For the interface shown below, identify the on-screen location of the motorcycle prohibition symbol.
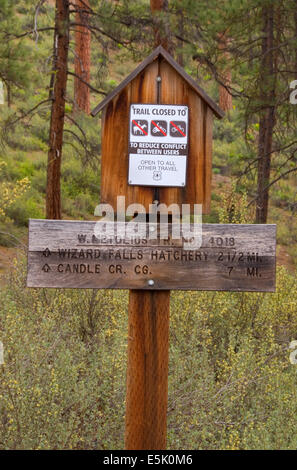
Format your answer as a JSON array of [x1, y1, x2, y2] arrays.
[[152, 122, 167, 134]]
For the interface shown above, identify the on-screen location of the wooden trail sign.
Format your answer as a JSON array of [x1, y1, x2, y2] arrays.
[[27, 219, 276, 292], [27, 46, 277, 450]]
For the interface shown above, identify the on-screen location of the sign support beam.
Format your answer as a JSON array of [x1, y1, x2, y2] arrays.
[[125, 47, 170, 452], [125, 290, 170, 450]]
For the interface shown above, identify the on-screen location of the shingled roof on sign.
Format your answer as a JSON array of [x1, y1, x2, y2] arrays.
[[91, 45, 224, 119]]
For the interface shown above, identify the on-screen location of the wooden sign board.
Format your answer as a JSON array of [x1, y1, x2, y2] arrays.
[[27, 219, 276, 292], [128, 104, 189, 187]]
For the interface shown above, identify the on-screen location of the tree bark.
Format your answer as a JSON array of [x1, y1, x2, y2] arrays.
[[46, 0, 69, 220], [74, 0, 91, 114], [177, 2, 184, 66], [150, 0, 173, 54], [256, 6, 276, 224], [218, 33, 233, 112], [295, 2, 297, 74]]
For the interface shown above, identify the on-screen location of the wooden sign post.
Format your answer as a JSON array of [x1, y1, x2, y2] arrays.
[[92, 45, 223, 451], [27, 47, 276, 450]]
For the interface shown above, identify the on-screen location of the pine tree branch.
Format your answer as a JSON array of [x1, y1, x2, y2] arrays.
[[3, 27, 55, 40], [3, 99, 52, 128], [67, 71, 106, 95], [247, 167, 297, 207], [69, 21, 131, 46], [65, 114, 88, 142], [64, 129, 86, 152]]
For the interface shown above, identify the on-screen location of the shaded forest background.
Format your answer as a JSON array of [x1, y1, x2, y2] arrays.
[[0, 0, 297, 450]]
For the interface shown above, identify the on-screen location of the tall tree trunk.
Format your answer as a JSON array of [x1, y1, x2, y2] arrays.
[[177, 1, 184, 66], [218, 33, 233, 112], [74, 0, 91, 114], [46, 0, 69, 220], [295, 2, 297, 74], [150, 0, 173, 54], [256, 5, 276, 224]]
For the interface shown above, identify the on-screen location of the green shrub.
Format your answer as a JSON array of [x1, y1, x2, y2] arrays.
[[0, 258, 128, 449], [0, 257, 296, 449], [6, 193, 44, 226], [31, 170, 46, 195], [168, 266, 297, 449]]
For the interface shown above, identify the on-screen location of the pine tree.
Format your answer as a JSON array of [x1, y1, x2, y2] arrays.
[[255, 3, 276, 223], [0, 0, 31, 106], [46, 0, 70, 220], [174, 0, 296, 222]]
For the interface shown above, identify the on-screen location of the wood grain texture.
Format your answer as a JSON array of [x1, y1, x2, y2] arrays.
[[100, 56, 215, 214], [101, 60, 158, 211], [125, 290, 170, 450], [204, 105, 214, 213], [27, 219, 276, 292]]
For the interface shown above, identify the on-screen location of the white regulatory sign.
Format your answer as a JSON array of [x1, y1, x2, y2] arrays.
[[128, 103, 189, 187]]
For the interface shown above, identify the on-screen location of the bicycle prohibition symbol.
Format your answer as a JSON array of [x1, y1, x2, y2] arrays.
[[169, 121, 186, 137]]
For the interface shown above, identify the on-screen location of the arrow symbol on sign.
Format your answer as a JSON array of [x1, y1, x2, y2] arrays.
[[42, 264, 51, 273], [43, 248, 51, 257]]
